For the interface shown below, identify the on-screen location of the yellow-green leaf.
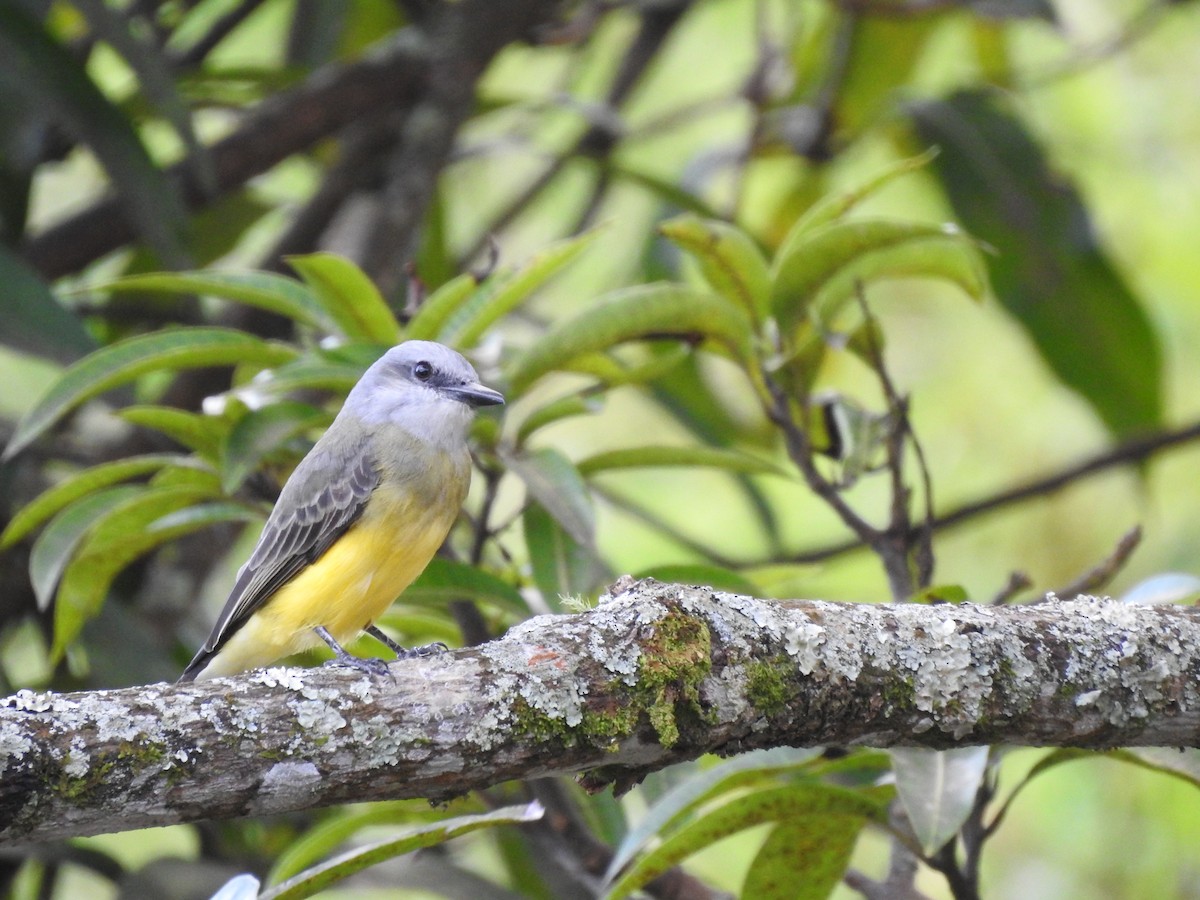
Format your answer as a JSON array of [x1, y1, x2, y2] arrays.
[[288, 253, 400, 344], [2, 454, 188, 548], [506, 284, 753, 395], [659, 214, 771, 323], [4, 328, 296, 461]]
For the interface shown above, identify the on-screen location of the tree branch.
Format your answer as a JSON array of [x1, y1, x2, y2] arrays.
[[19, 0, 563, 281], [3, 578, 1200, 845]]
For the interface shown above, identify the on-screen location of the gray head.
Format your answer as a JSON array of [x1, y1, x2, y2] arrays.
[[345, 340, 504, 449]]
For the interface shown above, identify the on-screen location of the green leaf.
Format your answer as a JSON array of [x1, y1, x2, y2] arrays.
[[4, 328, 297, 460], [99, 271, 330, 331], [832, 14, 938, 139], [911, 91, 1163, 437], [605, 747, 823, 885], [404, 558, 527, 615], [633, 564, 760, 596], [523, 503, 604, 607], [606, 784, 888, 899], [1, 454, 189, 548], [445, 228, 603, 347], [506, 284, 754, 394], [52, 486, 221, 658], [515, 395, 602, 446], [770, 218, 988, 339], [288, 253, 400, 343], [147, 501, 258, 533], [0, 245, 95, 364], [890, 746, 990, 856], [577, 445, 784, 478], [118, 406, 228, 460], [0, 4, 188, 266], [659, 214, 771, 323], [268, 804, 450, 885], [258, 802, 544, 900], [404, 273, 480, 341], [742, 815, 864, 900], [786, 147, 941, 238], [504, 447, 594, 544], [28, 486, 144, 611], [220, 401, 327, 494]]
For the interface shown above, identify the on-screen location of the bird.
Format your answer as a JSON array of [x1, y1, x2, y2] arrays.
[[179, 340, 503, 682]]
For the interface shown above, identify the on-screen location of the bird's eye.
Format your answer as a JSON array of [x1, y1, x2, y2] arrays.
[[413, 361, 434, 381]]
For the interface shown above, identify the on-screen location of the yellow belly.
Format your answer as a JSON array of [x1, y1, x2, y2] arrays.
[[197, 481, 459, 679]]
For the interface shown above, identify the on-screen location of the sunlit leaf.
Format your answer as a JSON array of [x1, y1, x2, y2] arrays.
[[659, 214, 771, 323], [1, 454, 191, 548], [890, 746, 989, 855], [28, 486, 144, 611], [99, 271, 330, 331], [209, 874, 261, 900], [258, 802, 544, 900], [506, 284, 754, 394], [4, 329, 296, 460], [577, 445, 783, 477], [770, 218, 987, 339], [1119, 573, 1200, 606], [911, 91, 1162, 437], [288, 253, 400, 343], [404, 558, 527, 615], [404, 273, 480, 341], [786, 147, 940, 238]]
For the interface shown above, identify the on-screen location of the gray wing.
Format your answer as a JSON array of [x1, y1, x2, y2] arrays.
[[180, 427, 378, 680]]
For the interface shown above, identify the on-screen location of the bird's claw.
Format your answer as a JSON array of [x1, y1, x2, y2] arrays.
[[396, 641, 449, 660], [325, 654, 393, 679]]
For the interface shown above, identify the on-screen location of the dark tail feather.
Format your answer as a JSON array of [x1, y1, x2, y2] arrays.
[[178, 649, 211, 682]]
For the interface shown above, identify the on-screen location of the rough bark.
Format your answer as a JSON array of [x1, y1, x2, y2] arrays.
[[3, 578, 1199, 846]]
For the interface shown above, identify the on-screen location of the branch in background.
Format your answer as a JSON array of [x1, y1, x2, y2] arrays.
[[1051, 525, 1142, 601], [20, 0, 564, 281], [5, 578, 1200, 845], [786, 418, 1200, 566]]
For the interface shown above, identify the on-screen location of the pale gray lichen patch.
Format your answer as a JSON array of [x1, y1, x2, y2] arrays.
[[350, 715, 422, 768], [785, 622, 826, 676], [1, 722, 34, 772], [293, 700, 346, 733], [3, 689, 56, 712], [63, 737, 90, 778]]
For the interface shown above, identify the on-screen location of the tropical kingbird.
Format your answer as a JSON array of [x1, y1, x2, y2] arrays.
[[179, 340, 503, 681]]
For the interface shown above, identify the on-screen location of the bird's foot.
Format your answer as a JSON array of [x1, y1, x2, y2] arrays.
[[324, 653, 393, 679], [395, 641, 449, 661]]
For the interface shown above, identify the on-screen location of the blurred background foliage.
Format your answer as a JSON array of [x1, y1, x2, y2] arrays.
[[2, 0, 1200, 898]]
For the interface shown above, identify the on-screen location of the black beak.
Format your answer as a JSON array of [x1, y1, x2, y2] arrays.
[[448, 381, 505, 408]]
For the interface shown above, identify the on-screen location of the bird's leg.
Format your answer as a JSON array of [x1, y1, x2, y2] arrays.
[[365, 624, 448, 660], [313, 625, 391, 677]]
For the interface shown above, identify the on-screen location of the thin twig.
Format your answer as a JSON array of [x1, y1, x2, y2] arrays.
[[1050, 525, 1143, 602], [784, 419, 1200, 566]]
